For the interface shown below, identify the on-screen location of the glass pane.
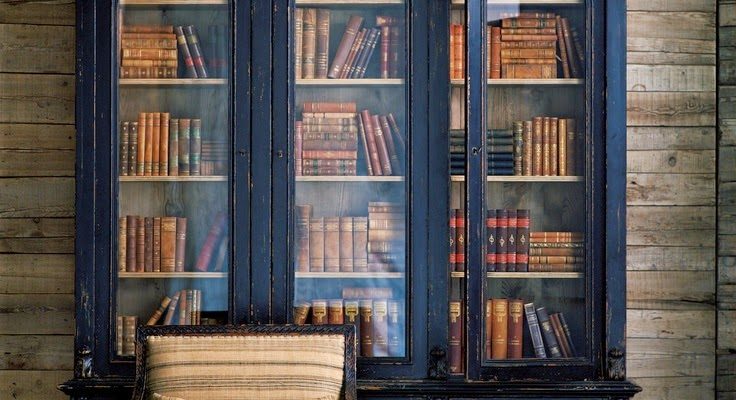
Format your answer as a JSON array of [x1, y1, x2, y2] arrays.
[[114, 1, 231, 358], [291, 1, 408, 360], [482, 0, 587, 362]]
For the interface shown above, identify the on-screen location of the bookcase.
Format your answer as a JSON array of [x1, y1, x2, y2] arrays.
[[63, 0, 640, 398]]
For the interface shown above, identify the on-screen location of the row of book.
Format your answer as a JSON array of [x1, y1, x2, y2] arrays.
[[120, 25, 209, 79], [449, 14, 584, 79], [295, 202, 404, 273], [119, 114, 207, 177], [294, 298, 403, 357], [449, 129, 519, 176], [295, 10, 402, 80]]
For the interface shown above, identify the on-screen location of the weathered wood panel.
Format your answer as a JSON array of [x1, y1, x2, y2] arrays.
[[627, 205, 715, 231], [627, 173, 715, 206], [0, 73, 73, 124], [627, 150, 715, 174], [0, 370, 71, 400], [627, 127, 715, 150], [628, 246, 715, 271], [0, 149, 74, 177], [628, 12, 716, 40], [627, 65, 716, 92], [0, 178, 74, 218], [631, 377, 715, 400], [0, 1, 74, 26], [627, 92, 716, 126], [0, 24, 74, 74], [0, 335, 72, 370], [627, 271, 715, 304], [627, 338, 714, 378], [629, 0, 716, 12], [0, 254, 73, 294], [0, 294, 73, 335], [0, 123, 74, 150]]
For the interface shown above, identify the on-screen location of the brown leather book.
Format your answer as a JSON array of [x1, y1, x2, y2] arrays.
[[118, 217, 127, 272], [339, 217, 354, 272], [175, 217, 187, 272], [501, 18, 556, 29], [528, 263, 582, 272], [168, 119, 179, 176], [491, 299, 509, 359], [532, 117, 543, 175], [295, 205, 312, 272], [495, 210, 508, 272], [501, 34, 557, 42], [555, 16, 571, 79], [529, 247, 583, 257], [146, 296, 171, 325], [502, 64, 556, 79], [342, 287, 392, 299], [295, 121, 303, 176], [163, 291, 181, 325], [529, 256, 584, 264], [119, 66, 176, 79], [328, 15, 364, 79], [359, 112, 383, 175], [448, 300, 463, 373], [128, 122, 138, 176], [190, 119, 201, 176], [309, 217, 325, 272], [302, 139, 357, 151], [160, 217, 176, 272], [522, 120, 532, 176], [144, 113, 154, 176], [557, 118, 567, 175], [121, 35, 177, 48], [178, 119, 191, 176], [371, 115, 393, 175], [449, 24, 456, 79], [516, 209, 530, 272], [484, 299, 493, 360], [122, 316, 137, 356], [121, 48, 177, 60], [558, 312, 577, 356], [373, 300, 389, 357], [501, 48, 556, 58], [550, 313, 571, 357], [152, 217, 161, 272], [501, 27, 557, 36], [359, 300, 374, 357], [152, 113, 161, 175], [135, 216, 145, 272], [186, 289, 194, 325], [301, 150, 357, 160], [126, 215, 137, 272], [344, 300, 360, 351], [379, 25, 390, 79], [294, 8, 304, 80], [454, 24, 464, 79], [144, 217, 153, 272], [324, 217, 340, 272], [341, 28, 367, 79], [500, 40, 556, 49], [123, 25, 174, 34], [379, 115, 401, 175], [303, 102, 357, 113], [512, 121, 524, 176], [311, 299, 328, 325], [571, 26, 585, 69], [560, 18, 580, 78], [490, 27, 502, 79], [506, 210, 517, 271], [530, 231, 583, 242], [346, 28, 374, 78], [178, 289, 188, 325], [328, 299, 344, 324], [315, 9, 330, 79], [542, 117, 551, 176], [293, 301, 310, 325], [136, 113, 146, 175], [455, 209, 465, 272], [194, 213, 227, 272], [352, 217, 368, 272], [550, 117, 559, 176], [566, 118, 576, 176], [388, 300, 401, 356], [507, 299, 524, 358], [120, 122, 129, 176], [159, 113, 169, 175]]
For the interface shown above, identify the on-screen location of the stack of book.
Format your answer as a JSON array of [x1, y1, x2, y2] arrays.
[[515, 116, 581, 177], [358, 111, 404, 176], [118, 216, 187, 273], [120, 25, 177, 79], [173, 25, 209, 78], [296, 102, 358, 176], [119, 114, 208, 177], [448, 129, 516, 175], [200, 140, 228, 176], [449, 23, 464, 79], [529, 231, 584, 272], [368, 202, 405, 273], [193, 213, 229, 272], [485, 209, 530, 272], [449, 208, 465, 272], [115, 316, 138, 356]]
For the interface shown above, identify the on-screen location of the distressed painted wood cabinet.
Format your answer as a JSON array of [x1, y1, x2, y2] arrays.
[[61, 0, 639, 398]]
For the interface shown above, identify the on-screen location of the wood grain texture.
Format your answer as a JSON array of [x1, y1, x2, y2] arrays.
[[0, 123, 74, 150], [0, 178, 74, 218], [627, 92, 716, 126], [628, 0, 716, 12], [628, 246, 715, 271], [0, 370, 71, 400], [627, 127, 715, 150], [0, 254, 73, 294], [628, 65, 716, 92], [0, 1, 74, 26], [627, 338, 714, 377], [0, 73, 73, 124], [0, 294, 73, 335], [0, 335, 72, 370], [627, 173, 715, 206], [627, 150, 715, 174], [630, 376, 714, 400], [0, 24, 74, 74]]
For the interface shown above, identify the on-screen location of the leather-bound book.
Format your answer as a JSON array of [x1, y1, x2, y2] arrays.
[[293, 301, 310, 325], [343, 287, 392, 299], [550, 313, 571, 357], [186, 290, 195, 325], [146, 296, 171, 325], [123, 25, 175, 34], [542, 117, 551, 175], [190, 119, 202, 176], [571, 26, 585, 70], [379, 116, 401, 174], [315, 9, 330, 79], [303, 102, 357, 113], [174, 26, 197, 77], [373, 299, 389, 357], [448, 301, 463, 373], [535, 307, 562, 358], [122, 316, 138, 356], [184, 25, 208, 78], [486, 209, 497, 272], [484, 299, 493, 359], [449, 208, 457, 271], [528, 263, 583, 272], [144, 217, 154, 272], [454, 24, 464, 80], [549, 117, 559, 176], [295, 121, 302, 176], [524, 302, 546, 358], [557, 118, 567, 176], [530, 231, 583, 242], [353, 28, 380, 79], [118, 217, 127, 272], [195, 290, 202, 325], [195, 213, 227, 272], [295, 205, 312, 272], [160, 217, 176, 272], [455, 208, 465, 272], [294, 8, 304, 80], [359, 300, 374, 357], [501, 40, 556, 49], [136, 113, 146, 175], [353, 217, 368, 272], [126, 215, 137, 272], [144, 113, 154, 176], [324, 217, 340, 272], [344, 28, 370, 78], [311, 300, 328, 325], [159, 113, 169, 175], [178, 290, 188, 325], [328, 15, 363, 78], [135, 216, 145, 272], [302, 9, 317, 79], [566, 118, 576, 176], [339, 217, 354, 272], [560, 18, 580, 78], [168, 119, 179, 176], [532, 117, 543, 175], [516, 209, 529, 271], [388, 300, 401, 356], [309, 217, 325, 272], [389, 23, 401, 78], [152, 217, 161, 272], [344, 299, 360, 344], [501, 17, 556, 28], [120, 122, 129, 176], [371, 115, 393, 175], [558, 312, 577, 356], [328, 299, 344, 324], [502, 64, 556, 79], [121, 48, 177, 60], [163, 291, 181, 325], [529, 247, 583, 257], [491, 299, 508, 359], [379, 25, 390, 79], [449, 24, 456, 79], [529, 256, 584, 264], [490, 27, 502, 79], [359, 112, 383, 175], [555, 16, 571, 78], [116, 316, 124, 356], [387, 113, 406, 163], [521, 120, 532, 176], [212, 235, 229, 272], [496, 209, 508, 272], [175, 217, 187, 272], [152, 113, 161, 175], [506, 210, 517, 271], [128, 122, 138, 175], [507, 299, 524, 358], [341, 28, 366, 79], [512, 121, 523, 175], [178, 119, 191, 176]]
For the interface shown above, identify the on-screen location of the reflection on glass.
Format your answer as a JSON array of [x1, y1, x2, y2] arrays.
[[291, 2, 408, 359], [115, 2, 231, 357]]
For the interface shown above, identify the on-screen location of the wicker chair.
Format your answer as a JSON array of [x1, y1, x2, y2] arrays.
[[131, 325, 356, 400]]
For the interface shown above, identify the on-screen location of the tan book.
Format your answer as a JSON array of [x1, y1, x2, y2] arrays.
[[324, 217, 340, 272], [328, 299, 344, 324], [135, 216, 145, 272], [152, 217, 161, 272], [144, 113, 154, 176], [163, 291, 181, 325], [491, 299, 508, 359], [136, 113, 146, 175], [522, 120, 533, 176], [507, 299, 524, 358], [118, 217, 127, 272], [309, 218, 325, 272], [549, 117, 559, 176], [566, 118, 576, 176], [311, 299, 328, 325], [532, 117, 543, 175], [160, 217, 176, 272], [339, 217, 354, 272], [293, 301, 310, 325], [146, 296, 171, 325], [175, 217, 187, 272], [302, 8, 317, 79], [116, 316, 124, 356], [160, 113, 170, 176], [353, 217, 368, 272], [558, 118, 568, 175], [542, 117, 551, 176], [122, 316, 138, 356]]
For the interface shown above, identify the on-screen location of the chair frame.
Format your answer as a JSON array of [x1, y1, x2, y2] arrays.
[[131, 324, 357, 400]]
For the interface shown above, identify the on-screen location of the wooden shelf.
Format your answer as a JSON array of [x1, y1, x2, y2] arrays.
[[121, 0, 228, 5], [451, 79, 584, 86], [450, 175, 583, 182], [296, 272, 404, 279], [296, 176, 404, 182], [450, 271, 583, 279], [120, 176, 227, 182], [295, 0, 404, 5], [452, 0, 582, 5], [297, 79, 404, 86], [119, 79, 226, 86], [119, 272, 227, 278]]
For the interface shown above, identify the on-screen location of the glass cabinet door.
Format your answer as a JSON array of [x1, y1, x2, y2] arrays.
[[289, 0, 410, 364], [114, 0, 232, 359]]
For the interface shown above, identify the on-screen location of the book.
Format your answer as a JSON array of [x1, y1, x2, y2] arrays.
[[359, 112, 383, 175], [566, 118, 576, 176], [152, 217, 161, 272], [532, 117, 543, 175], [128, 122, 138, 175], [560, 18, 579, 78], [571, 25, 585, 70], [183, 26, 208, 78], [516, 209, 529, 271], [455, 209, 465, 272], [118, 217, 127, 272], [530, 231, 583, 242], [449, 209, 457, 271], [536, 307, 562, 357], [144, 113, 154, 175], [151, 113, 161, 175], [175, 217, 187, 272], [343, 287, 392, 299], [490, 27, 501, 79], [120, 122, 129, 175], [522, 121, 532, 176], [190, 119, 202, 175], [315, 9, 330, 79], [524, 303, 547, 358], [448, 301, 463, 373], [555, 15, 571, 78], [486, 209, 497, 272], [558, 312, 577, 356], [122, 316, 138, 356], [453, 24, 464, 79], [311, 300, 328, 325], [116, 316, 124, 355], [379, 115, 401, 174], [146, 296, 171, 325], [449, 24, 456, 79], [373, 299, 389, 357], [126, 216, 137, 272], [178, 119, 191, 176], [380, 25, 390, 79], [135, 216, 145, 271], [529, 247, 583, 257], [484, 299, 492, 359], [159, 217, 175, 272], [295, 121, 302, 176], [295, 205, 311, 272], [542, 117, 551, 175], [502, 18, 556, 29], [144, 217, 153, 272], [179, 289, 188, 325], [163, 291, 181, 325], [168, 119, 179, 176], [359, 300, 374, 357], [512, 121, 523, 176], [502, 64, 556, 79], [550, 313, 570, 357], [121, 48, 177, 60], [173, 26, 197, 78], [550, 117, 559, 176], [293, 301, 310, 325], [506, 210, 517, 271], [294, 8, 304, 80], [528, 264, 582, 272], [341, 28, 367, 79], [491, 299, 508, 359], [159, 113, 169, 174], [353, 217, 368, 272], [354, 29, 380, 79], [328, 15, 364, 79], [324, 217, 340, 272], [309, 217, 325, 272], [328, 299, 344, 324], [507, 299, 524, 358], [302, 9, 317, 79], [123, 25, 174, 34], [496, 209, 508, 272], [339, 217, 354, 272], [557, 118, 567, 175], [388, 300, 401, 356]]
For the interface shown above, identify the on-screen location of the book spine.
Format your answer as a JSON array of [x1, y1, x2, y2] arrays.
[[571, 26, 585, 70], [122, 316, 138, 356], [550, 313, 571, 357], [163, 291, 180, 325], [294, 8, 304, 80], [190, 119, 202, 176], [449, 24, 456, 79], [502, 18, 556, 28], [529, 256, 584, 264], [174, 26, 197, 78], [506, 210, 517, 271], [122, 59, 178, 68], [560, 18, 580, 78], [146, 296, 171, 325], [160, 217, 176, 272], [558, 312, 577, 356], [168, 119, 179, 176], [128, 122, 138, 175], [344, 300, 360, 350], [328, 15, 364, 78], [454, 24, 464, 79], [315, 9, 330, 79], [295, 205, 311, 272], [524, 303, 547, 358], [178, 119, 191, 176], [360, 112, 384, 175], [126, 216, 137, 272], [529, 247, 584, 256], [151, 113, 161, 175], [566, 118, 576, 176], [144, 113, 154, 176], [309, 217, 325, 272], [295, 121, 303, 175], [496, 209, 508, 272], [448, 301, 463, 373], [120, 122, 129, 175], [116, 316, 124, 355], [123, 25, 174, 34], [484, 299, 492, 359], [507, 299, 524, 358], [528, 263, 582, 272], [339, 217, 354, 272], [555, 15, 571, 79], [120, 66, 176, 79], [516, 209, 529, 271], [512, 121, 523, 176], [371, 115, 393, 175], [121, 48, 177, 60], [359, 300, 374, 357], [521, 120, 532, 176], [550, 117, 559, 175], [501, 34, 557, 42], [176, 290, 186, 325], [159, 113, 169, 175], [194, 213, 226, 272], [341, 28, 366, 79], [135, 216, 145, 272], [380, 115, 402, 175], [328, 299, 344, 324], [500, 48, 556, 58], [532, 117, 543, 175], [455, 209, 465, 272], [355, 28, 380, 79], [184, 26, 208, 78], [342, 287, 392, 299], [557, 118, 567, 176], [186, 290, 194, 325], [152, 217, 161, 272], [501, 27, 557, 35], [136, 113, 146, 175], [324, 217, 340, 272], [500, 40, 556, 49], [353, 217, 368, 272], [536, 307, 562, 357], [303, 102, 357, 113], [491, 299, 508, 359], [118, 217, 127, 272], [175, 217, 187, 272], [144, 217, 153, 272], [301, 140, 358, 151], [542, 117, 551, 175], [389, 23, 401, 78], [449, 209, 457, 272], [380, 25, 390, 79], [486, 209, 497, 272], [302, 9, 317, 79], [388, 300, 401, 356], [311, 299, 328, 325], [529, 231, 583, 242], [501, 64, 556, 79], [293, 301, 310, 325], [373, 299, 389, 357]]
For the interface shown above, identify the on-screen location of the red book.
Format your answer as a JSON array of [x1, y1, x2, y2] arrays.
[[357, 112, 374, 175], [486, 209, 497, 272], [448, 301, 463, 374], [303, 102, 357, 113], [360, 111, 383, 175], [490, 27, 501, 79], [295, 121, 303, 176], [327, 15, 364, 79], [496, 209, 508, 272], [449, 209, 457, 271], [455, 209, 465, 272], [491, 299, 508, 359], [507, 299, 524, 358], [194, 213, 227, 272], [340, 28, 367, 79], [359, 300, 374, 357], [389, 24, 401, 78]]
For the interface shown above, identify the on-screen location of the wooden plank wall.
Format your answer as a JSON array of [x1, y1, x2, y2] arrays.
[[719, 2, 736, 399], [0, 1, 76, 399], [626, 0, 718, 399]]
